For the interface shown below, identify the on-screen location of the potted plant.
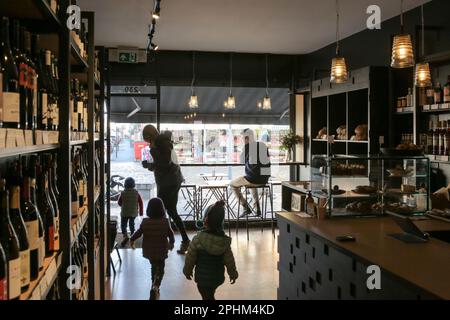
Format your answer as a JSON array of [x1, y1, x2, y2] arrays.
[[280, 131, 303, 161]]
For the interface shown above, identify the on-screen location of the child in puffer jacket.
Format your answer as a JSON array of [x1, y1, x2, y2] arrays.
[[183, 200, 238, 300]]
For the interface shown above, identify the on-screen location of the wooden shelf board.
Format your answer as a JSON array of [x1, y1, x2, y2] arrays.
[[0, 144, 59, 159], [20, 251, 62, 300], [70, 140, 89, 146], [71, 207, 88, 247]]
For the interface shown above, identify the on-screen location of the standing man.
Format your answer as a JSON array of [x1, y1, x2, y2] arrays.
[[142, 125, 190, 254], [230, 129, 271, 216]]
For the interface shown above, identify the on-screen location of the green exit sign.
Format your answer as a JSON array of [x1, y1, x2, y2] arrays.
[[118, 52, 137, 63]]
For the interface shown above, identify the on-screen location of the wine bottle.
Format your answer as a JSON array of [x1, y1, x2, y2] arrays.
[[0, 243, 6, 300], [35, 157, 55, 257], [44, 154, 59, 250], [20, 157, 39, 280], [0, 17, 20, 128], [444, 76, 450, 103], [434, 83, 443, 104], [10, 20, 28, 129], [28, 156, 45, 270], [0, 176, 21, 300], [24, 30, 37, 130], [7, 162, 30, 293]]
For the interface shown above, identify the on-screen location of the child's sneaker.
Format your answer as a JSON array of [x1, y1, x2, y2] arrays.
[[150, 286, 160, 300], [177, 240, 190, 254]]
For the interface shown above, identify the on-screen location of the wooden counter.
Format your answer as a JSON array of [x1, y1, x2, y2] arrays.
[[277, 212, 450, 300]]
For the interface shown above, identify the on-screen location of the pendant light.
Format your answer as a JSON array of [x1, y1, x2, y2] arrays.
[[188, 52, 199, 109], [224, 53, 236, 109], [261, 54, 272, 110], [391, 0, 415, 68], [414, 4, 431, 87], [330, 0, 348, 84]]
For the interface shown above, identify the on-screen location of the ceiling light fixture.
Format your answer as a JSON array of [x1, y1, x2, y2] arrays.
[[330, 0, 348, 84], [147, 19, 159, 52], [152, 0, 161, 20], [414, 4, 431, 87], [391, 0, 415, 68], [188, 52, 199, 109], [224, 53, 236, 110]]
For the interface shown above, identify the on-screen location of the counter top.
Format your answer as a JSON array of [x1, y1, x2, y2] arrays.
[[276, 212, 450, 299]]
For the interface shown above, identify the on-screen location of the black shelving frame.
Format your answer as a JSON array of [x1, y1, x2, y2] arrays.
[[0, 0, 106, 300]]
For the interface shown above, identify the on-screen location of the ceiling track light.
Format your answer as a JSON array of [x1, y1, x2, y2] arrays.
[[224, 53, 236, 110], [415, 4, 431, 87], [152, 0, 161, 20], [391, 0, 415, 68], [188, 52, 199, 109], [330, 0, 348, 84]]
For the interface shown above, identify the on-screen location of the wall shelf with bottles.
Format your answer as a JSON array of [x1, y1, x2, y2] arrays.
[[0, 1, 106, 301]]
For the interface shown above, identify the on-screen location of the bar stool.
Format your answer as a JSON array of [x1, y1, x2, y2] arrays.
[[236, 183, 274, 240], [180, 184, 197, 221]]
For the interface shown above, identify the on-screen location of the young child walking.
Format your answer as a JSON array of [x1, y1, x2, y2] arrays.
[[183, 200, 238, 300], [118, 177, 144, 244], [130, 198, 175, 300]]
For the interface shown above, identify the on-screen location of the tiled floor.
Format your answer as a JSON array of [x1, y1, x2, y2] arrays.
[[106, 229, 279, 300]]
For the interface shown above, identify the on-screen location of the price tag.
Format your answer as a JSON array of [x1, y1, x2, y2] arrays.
[[35, 130, 43, 145], [6, 129, 17, 148], [24, 130, 34, 146], [42, 131, 50, 144], [441, 103, 450, 110], [48, 131, 58, 144], [16, 130, 26, 147], [423, 105, 430, 111], [431, 104, 439, 110], [0, 128, 6, 148]]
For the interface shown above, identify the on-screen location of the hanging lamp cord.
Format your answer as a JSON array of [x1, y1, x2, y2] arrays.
[[421, 4, 425, 57], [265, 54, 269, 96], [400, 0, 404, 33], [335, 0, 340, 56], [229, 53, 233, 96], [191, 52, 196, 95]]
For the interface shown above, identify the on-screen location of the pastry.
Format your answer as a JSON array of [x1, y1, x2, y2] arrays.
[[354, 185, 377, 194], [316, 127, 328, 140]]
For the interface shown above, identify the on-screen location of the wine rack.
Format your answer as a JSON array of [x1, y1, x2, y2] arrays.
[[0, 1, 106, 300]]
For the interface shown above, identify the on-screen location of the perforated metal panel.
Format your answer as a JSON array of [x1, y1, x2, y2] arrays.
[[277, 217, 438, 300]]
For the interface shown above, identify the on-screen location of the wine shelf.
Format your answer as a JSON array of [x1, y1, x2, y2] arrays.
[[312, 139, 368, 144], [70, 36, 89, 70], [20, 251, 62, 300], [0, 143, 59, 159], [0, 0, 61, 32], [421, 103, 450, 113], [71, 206, 89, 247]]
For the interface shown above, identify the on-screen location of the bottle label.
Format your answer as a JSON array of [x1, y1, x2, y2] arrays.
[[8, 258, 21, 299], [2, 92, 20, 123], [25, 220, 39, 251], [30, 69, 38, 116], [41, 93, 48, 126], [20, 249, 30, 288], [39, 236, 45, 269], [19, 63, 28, 88], [0, 73, 3, 122], [48, 225, 54, 252], [53, 104, 59, 126], [71, 200, 79, 216], [10, 186, 20, 209], [0, 277, 6, 300], [45, 51, 51, 66]]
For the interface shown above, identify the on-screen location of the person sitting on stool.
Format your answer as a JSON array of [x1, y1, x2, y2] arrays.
[[230, 128, 271, 217]]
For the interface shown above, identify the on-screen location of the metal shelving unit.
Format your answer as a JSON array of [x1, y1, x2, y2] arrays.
[[0, 0, 106, 300]]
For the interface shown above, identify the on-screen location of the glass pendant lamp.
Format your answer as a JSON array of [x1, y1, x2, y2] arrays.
[[262, 54, 272, 110], [391, 0, 415, 68], [414, 5, 431, 87], [188, 52, 199, 109], [224, 53, 236, 110], [330, 0, 348, 84]]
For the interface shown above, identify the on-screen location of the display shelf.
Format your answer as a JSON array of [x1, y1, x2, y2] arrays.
[[0, 144, 59, 159], [70, 139, 89, 146], [71, 206, 88, 247], [70, 36, 89, 70], [312, 139, 368, 144], [394, 111, 414, 115], [20, 251, 62, 300], [421, 103, 450, 113], [423, 50, 450, 66], [0, 0, 61, 32]]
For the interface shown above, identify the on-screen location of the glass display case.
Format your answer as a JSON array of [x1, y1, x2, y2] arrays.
[[311, 155, 430, 217]]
